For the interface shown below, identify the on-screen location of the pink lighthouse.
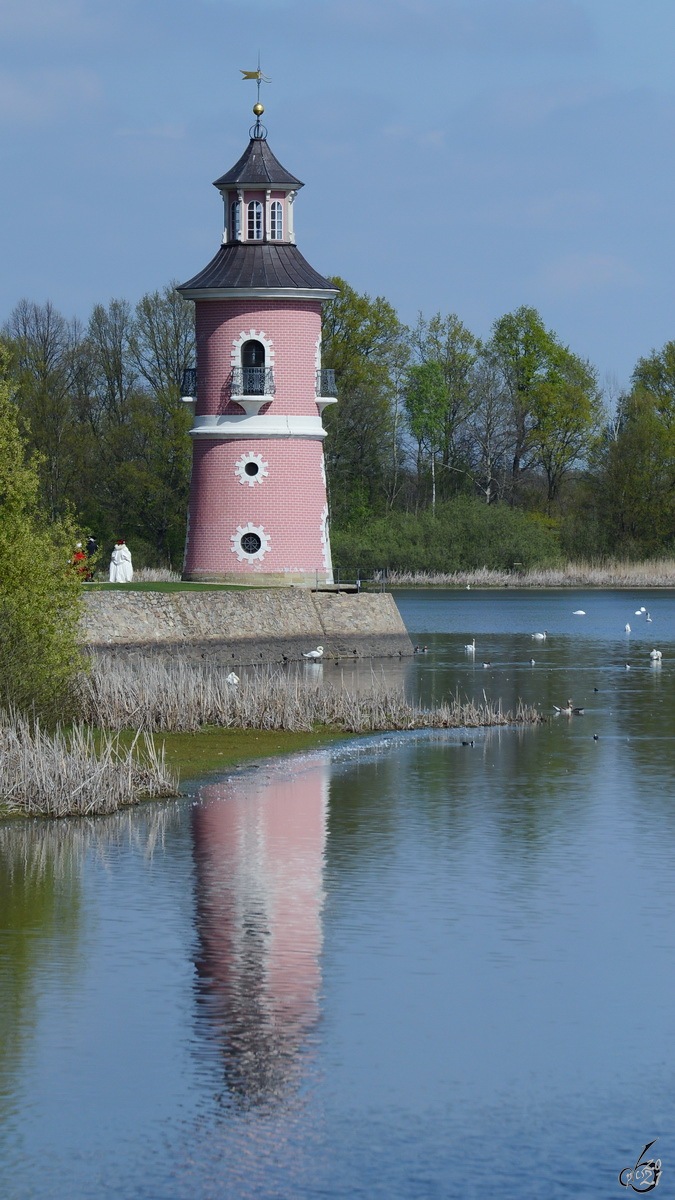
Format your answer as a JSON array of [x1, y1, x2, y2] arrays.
[[178, 101, 338, 585]]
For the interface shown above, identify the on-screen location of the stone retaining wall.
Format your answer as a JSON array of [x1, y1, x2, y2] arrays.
[[82, 589, 413, 664]]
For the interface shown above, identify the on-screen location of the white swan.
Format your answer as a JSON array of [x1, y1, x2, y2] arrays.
[[303, 646, 324, 659], [464, 638, 476, 652], [226, 671, 239, 685], [646, 613, 652, 622], [573, 610, 586, 615], [625, 624, 631, 633], [532, 631, 547, 640], [649, 648, 663, 660]]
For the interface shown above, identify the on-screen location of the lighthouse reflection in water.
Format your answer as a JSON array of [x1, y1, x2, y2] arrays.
[[191, 758, 327, 1108]]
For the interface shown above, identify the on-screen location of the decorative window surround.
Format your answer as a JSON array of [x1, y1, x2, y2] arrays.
[[235, 452, 269, 487], [231, 523, 271, 563]]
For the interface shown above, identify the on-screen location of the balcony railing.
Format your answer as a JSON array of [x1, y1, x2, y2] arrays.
[[231, 367, 276, 396], [316, 368, 337, 397], [181, 367, 197, 397]]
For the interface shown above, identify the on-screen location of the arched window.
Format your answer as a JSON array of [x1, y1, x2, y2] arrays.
[[270, 200, 283, 240], [230, 200, 241, 240], [247, 201, 263, 240], [241, 339, 265, 394]]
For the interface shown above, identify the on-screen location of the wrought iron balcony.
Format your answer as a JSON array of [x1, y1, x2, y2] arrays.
[[231, 367, 276, 396], [316, 368, 337, 397], [181, 367, 197, 397]]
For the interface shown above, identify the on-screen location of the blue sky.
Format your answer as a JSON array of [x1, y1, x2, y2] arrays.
[[2, 0, 675, 387]]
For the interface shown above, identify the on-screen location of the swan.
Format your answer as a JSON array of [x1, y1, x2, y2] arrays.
[[649, 649, 663, 660], [625, 624, 631, 633], [464, 638, 476, 652], [646, 613, 652, 622], [303, 646, 324, 659], [532, 631, 547, 640], [573, 610, 586, 615], [226, 671, 239, 685]]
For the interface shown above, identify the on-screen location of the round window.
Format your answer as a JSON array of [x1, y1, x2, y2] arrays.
[[241, 532, 262, 554], [244, 461, 259, 477]]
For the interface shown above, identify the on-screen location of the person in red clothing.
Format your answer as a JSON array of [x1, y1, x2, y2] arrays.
[[71, 542, 88, 577]]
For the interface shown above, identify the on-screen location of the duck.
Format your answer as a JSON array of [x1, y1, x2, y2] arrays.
[[530, 658, 536, 665], [532, 631, 547, 640], [464, 638, 476, 652], [649, 648, 663, 660], [482, 661, 491, 668], [303, 645, 324, 660], [553, 699, 585, 715], [461, 739, 475, 747]]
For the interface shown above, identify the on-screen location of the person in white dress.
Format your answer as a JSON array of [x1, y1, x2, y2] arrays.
[[109, 540, 133, 583]]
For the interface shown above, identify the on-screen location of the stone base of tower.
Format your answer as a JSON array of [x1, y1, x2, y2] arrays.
[[181, 569, 333, 587]]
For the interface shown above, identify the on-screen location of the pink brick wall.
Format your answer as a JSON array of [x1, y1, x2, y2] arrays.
[[185, 296, 332, 580], [196, 299, 322, 417]]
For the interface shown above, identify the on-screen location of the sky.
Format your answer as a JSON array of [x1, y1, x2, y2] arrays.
[[2, 0, 675, 387]]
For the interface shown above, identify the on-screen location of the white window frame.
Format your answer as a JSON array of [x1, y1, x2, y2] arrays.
[[270, 200, 283, 240], [247, 201, 263, 240]]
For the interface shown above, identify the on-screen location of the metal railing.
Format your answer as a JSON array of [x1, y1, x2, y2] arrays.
[[231, 367, 276, 396], [316, 567, 388, 592], [316, 368, 337, 397], [181, 367, 197, 397]]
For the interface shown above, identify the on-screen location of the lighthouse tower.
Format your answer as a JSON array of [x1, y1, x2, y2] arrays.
[[178, 101, 338, 585]]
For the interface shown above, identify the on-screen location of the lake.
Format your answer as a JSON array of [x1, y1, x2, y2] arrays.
[[1, 589, 674, 1199]]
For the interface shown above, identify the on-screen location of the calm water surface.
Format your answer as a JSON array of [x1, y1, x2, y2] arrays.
[[2, 589, 675, 1199]]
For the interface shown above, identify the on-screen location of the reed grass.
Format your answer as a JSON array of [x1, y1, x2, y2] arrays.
[[0, 713, 179, 818], [81, 656, 542, 736], [387, 560, 675, 588], [133, 567, 182, 582]]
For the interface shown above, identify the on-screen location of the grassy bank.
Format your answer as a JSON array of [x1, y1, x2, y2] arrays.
[[388, 560, 675, 589]]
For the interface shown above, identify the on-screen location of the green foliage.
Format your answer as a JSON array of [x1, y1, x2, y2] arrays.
[[0, 346, 84, 719], [332, 497, 561, 572]]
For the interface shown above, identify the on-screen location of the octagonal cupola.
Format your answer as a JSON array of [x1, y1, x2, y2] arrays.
[[214, 120, 303, 247]]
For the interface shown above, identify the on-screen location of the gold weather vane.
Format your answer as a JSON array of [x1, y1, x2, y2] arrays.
[[240, 58, 271, 117]]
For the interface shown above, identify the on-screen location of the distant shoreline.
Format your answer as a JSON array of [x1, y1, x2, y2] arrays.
[[387, 563, 675, 590]]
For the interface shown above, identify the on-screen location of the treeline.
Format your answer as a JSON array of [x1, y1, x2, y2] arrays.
[[3, 279, 675, 571]]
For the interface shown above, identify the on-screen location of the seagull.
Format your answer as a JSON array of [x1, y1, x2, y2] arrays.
[[573, 610, 586, 615], [464, 638, 476, 652], [226, 671, 240, 685], [649, 648, 663, 660], [532, 631, 547, 640], [303, 645, 324, 659], [625, 624, 631, 633]]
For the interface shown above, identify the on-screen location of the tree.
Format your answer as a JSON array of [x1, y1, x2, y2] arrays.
[[488, 306, 558, 494], [403, 361, 448, 513], [410, 312, 479, 494], [0, 345, 84, 719], [321, 278, 407, 525], [530, 349, 601, 508], [464, 357, 512, 504]]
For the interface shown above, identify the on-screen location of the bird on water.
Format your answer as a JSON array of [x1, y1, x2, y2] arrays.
[[303, 646, 324, 660], [464, 638, 476, 652], [532, 631, 547, 640], [553, 699, 585, 715]]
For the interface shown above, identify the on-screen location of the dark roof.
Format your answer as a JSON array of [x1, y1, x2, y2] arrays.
[[177, 243, 336, 293], [213, 138, 303, 190]]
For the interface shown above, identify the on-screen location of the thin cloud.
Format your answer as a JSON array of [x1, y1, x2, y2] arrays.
[[0, 68, 100, 124], [536, 252, 644, 293]]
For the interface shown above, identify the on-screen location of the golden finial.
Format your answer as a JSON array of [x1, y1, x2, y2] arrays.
[[253, 102, 264, 116]]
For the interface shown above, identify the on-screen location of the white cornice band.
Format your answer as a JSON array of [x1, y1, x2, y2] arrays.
[[190, 413, 327, 440], [179, 287, 338, 302]]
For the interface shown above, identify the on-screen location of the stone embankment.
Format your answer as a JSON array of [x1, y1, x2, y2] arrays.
[[82, 590, 413, 663]]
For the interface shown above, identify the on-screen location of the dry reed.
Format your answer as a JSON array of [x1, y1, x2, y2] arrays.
[[133, 567, 182, 582], [0, 712, 179, 818], [387, 560, 675, 589], [81, 656, 542, 735]]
